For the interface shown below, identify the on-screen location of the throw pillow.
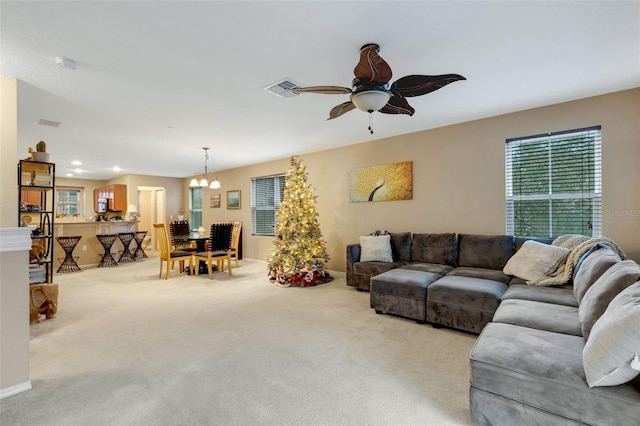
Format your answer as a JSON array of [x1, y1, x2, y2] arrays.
[[359, 234, 393, 263], [583, 281, 640, 387], [578, 260, 640, 339], [503, 240, 570, 282]]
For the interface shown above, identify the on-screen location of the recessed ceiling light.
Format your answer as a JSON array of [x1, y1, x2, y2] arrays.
[[71, 160, 82, 166], [65, 173, 73, 177], [113, 166, 121, 172], [74, 168, 82, 173], [55, 56, 77, 70]]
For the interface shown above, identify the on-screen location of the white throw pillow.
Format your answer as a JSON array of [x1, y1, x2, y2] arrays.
[[503, 240, 570, 281], [583, 281, 640, 387], [359, 235, 393, 262]]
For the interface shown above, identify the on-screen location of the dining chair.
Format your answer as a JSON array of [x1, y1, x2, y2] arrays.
[[192, 223, 234, 279], [153, 223, 194, 280], [169, 220, 198, 252], [228, 221, 242, 268]]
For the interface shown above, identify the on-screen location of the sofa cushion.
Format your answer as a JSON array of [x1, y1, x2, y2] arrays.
[[353, 261, 407, 279], [410, 233, 457, 266], [470, 322, 640, 426], [502, 284, 577, 307], [458, 234, 514, 270], [398, 262, 453, 276], [359, 234, 393, 262], [389, 232, 412, 262], [579, 260, 640, 339], [426, 276, 507, 333], [573, 247, 622, 303], [503, 240, 570, 281], [492, 299, 582, 336], [583, 281, 640, 387], [370, 269, 441, 300], [446, 266, 511, 284]]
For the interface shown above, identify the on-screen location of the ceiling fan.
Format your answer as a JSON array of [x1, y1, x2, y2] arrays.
[[291, 43, 466, 133]]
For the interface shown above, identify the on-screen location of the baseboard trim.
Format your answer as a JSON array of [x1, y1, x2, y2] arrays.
[[0, 381, 32, 399]]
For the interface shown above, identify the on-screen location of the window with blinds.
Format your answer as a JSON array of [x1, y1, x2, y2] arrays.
[[189, 187, 202, 230], [251, 174, 285, 236], [505, 126, 602, 238]]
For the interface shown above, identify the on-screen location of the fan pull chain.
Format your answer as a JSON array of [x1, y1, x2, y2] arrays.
[[368, 112, 374, 134]]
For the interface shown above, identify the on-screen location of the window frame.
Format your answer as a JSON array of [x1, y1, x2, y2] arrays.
[[251, 174, 285, 236], [56, 186, 83, 217], [505, 126, 602, 238]]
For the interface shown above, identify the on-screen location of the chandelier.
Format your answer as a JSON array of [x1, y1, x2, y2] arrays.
[[189, 147, 221, 189]]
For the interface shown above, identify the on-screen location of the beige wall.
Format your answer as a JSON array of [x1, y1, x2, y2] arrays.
[[1, 76, 18, 228], [194, 88, 640, 268]]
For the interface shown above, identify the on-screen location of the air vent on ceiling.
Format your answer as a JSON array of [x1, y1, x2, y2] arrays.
[[38, 119, 61, 127], [265, 79, 301, 99]]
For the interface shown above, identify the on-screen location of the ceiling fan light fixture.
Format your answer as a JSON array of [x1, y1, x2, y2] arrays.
[[351, 90, 390, 113]]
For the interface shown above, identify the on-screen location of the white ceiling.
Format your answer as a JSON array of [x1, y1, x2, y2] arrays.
[[2, 1, 639, 180]]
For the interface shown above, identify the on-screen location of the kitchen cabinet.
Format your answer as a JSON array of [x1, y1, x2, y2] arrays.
[[93, 184, 127, 212]]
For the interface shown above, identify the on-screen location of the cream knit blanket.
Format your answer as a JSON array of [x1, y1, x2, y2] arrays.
[[527, 234, 628, 286]]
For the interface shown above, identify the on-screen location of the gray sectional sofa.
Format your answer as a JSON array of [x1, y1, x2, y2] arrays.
[[346, 232, 640, 425]]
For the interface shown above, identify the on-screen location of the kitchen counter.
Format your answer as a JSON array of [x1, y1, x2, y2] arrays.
[[53, 221, 140, 267]]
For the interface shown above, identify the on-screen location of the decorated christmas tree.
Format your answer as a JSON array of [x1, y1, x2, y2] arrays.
[[267, 157, 332, 287]]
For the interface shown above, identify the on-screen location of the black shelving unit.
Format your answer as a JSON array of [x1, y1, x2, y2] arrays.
[[18, 160, 55, 284]]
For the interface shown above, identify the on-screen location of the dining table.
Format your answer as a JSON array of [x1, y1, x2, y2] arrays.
[[172, 232, 210, 274], [172, 232, 209, 252]]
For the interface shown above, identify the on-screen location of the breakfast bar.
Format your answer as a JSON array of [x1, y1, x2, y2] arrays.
[[53, 221, 139, 268]]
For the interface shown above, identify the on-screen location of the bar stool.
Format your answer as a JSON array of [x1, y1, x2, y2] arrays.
[[96, 234, 118, 267], [117, 232, 137, 263], [134, 231, 148, 259], [56, 236, 82, 273]]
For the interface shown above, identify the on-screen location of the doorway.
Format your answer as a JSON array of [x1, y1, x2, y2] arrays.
[[137, 186, 165, 251]]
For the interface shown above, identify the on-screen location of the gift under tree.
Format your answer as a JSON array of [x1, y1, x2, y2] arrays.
[[267, 157, 331, 287]]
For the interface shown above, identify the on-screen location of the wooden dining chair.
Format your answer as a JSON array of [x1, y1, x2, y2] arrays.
[[153, 223, 194, 280], [192, 223, 233, 279], [169, 220, 198, 252], [228, 221, 242, 268]]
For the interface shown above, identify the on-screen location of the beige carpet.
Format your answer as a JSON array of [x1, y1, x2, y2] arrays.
[[1, 256, 476, 425]]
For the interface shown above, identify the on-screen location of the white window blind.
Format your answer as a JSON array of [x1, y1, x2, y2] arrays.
[[189, 187, 202, 230], [505, 126, 602, 238], [251, 174, 285, 236]]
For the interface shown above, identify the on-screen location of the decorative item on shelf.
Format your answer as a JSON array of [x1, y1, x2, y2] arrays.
[[197, 226, 206, 236], [189, 147, 222, 189], [31, 140, 51, 162]]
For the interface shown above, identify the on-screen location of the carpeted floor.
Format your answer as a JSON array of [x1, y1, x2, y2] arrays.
[[1, 257, 476, 425]]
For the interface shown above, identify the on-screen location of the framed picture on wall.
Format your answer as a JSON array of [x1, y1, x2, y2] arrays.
[[210, 193, 221, 208], [227, 190, 241, 209]]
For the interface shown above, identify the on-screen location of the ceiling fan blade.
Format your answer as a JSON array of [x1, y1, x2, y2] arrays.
[[391, 74, 466, 97], [379, 95, 415, 116], [353, 43, 393, 84], [292, 86, 352, 95], [328, 101, 356, 120]]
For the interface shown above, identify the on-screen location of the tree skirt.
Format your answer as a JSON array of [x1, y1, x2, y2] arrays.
[[269, 269, 333, 287]]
